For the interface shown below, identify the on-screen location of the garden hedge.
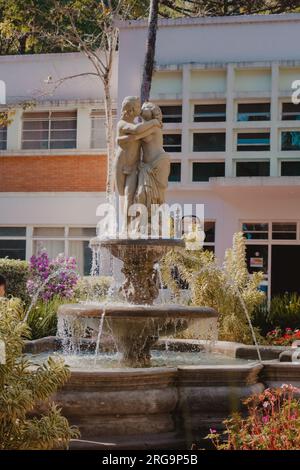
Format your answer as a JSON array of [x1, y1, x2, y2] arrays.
[[0, 258, 30, 304]]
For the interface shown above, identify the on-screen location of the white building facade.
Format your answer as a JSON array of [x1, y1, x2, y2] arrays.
[[118, 14, 300, 299]]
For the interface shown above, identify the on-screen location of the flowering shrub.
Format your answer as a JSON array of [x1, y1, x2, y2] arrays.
[[207, 384, 300, 450], [27, 251, 79, 302], [267, 327, 300, 346]]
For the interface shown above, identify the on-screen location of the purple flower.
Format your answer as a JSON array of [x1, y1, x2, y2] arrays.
[[27, 249, 79, 302]]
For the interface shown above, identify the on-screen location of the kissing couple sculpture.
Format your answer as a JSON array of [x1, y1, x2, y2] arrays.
[[115, 96, 170, 236]]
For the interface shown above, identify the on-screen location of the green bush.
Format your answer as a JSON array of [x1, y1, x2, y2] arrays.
[[27, 296, 66, 339], [0, 258, 30, 305], [74, 276, 113, 301], [0, 297, 79, 449], [268, 292, 300, 330], [252, 300, 272, 336], [253, 293, 300, 334]]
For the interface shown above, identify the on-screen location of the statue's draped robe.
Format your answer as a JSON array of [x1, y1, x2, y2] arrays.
[[134, 153, 170, 211]]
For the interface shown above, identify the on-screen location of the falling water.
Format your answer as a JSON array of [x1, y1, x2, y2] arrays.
[[94, 310, 106, 358], [154, 263, 166, 304]]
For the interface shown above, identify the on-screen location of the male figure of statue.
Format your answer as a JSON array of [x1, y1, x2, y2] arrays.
[[115, 96, 160, 234]]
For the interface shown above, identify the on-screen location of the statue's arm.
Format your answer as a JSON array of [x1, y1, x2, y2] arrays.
[[117, 127, 156, 145], [122, 119, 159, 135]]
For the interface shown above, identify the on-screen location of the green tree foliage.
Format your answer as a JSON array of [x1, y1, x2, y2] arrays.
[[0, 297, 78, 449], [161, 232, 265, 344], [0, 1, 299, 55], [160, 0, 300, 17]]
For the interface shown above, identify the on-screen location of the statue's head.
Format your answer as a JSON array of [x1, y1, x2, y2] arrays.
[[141, 102, 163, 125], [121, 96, 141, 120]]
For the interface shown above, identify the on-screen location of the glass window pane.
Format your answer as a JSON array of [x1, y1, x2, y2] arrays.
[[0, 126, 7, 150], [168, 162, 181, 182], [22, 130, 49, 140], [160, 105, 182, 123], [51, 120, 76, 130], [237, 133, 270, 151], [237, 103, 270, 121], [236, 161, 270, 177], [194, 104, 226, 122], [33, 227, 65, 237], [33, 240, 65, 258], [192, 162, 225, 181], [281, 161, 300, 176], [204, 221, 215, 243], [272, 223, 297, 240], [282, 103, 300, 121], [50, 130, 77, 140], [242, 223, 269, 240], [69, 240, 92, 276], [68, 227, 96, 238], [193, 133, 226, 152], [0, 227, 26, 237], [22, 141, 49, 150], [50, 140, 76, 149], [0, 240, 26, 260], [281, 131, 300, 151], [23, 120, 49, 130], [163, 134, 181, 152]]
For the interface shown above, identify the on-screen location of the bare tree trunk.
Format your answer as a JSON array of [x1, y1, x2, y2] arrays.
[[103, 78, 115, 197], [140, 0, 159, 104]]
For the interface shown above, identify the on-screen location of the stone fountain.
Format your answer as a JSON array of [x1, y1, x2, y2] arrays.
[[57, 98, 218, 367]]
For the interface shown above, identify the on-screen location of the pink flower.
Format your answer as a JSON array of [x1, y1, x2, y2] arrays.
[[262, 416, 270, 424], [209, 428, 217, 434]]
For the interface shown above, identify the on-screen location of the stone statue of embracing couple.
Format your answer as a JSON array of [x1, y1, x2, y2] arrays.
[[115, 96, 170, 235]]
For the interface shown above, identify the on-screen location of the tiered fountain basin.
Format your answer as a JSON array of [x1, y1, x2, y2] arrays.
[[25, 337, 300, 449]]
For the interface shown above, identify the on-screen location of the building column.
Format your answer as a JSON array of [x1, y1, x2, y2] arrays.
[[7, 108, 22, 150], [181, 64, 191, 185], [270, 62, 279, 177], [225, 64, 235, 177], [77, 107, 91, 150]]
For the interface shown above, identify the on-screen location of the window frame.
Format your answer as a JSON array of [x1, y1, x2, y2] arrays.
[[21, 110, 77, 150]]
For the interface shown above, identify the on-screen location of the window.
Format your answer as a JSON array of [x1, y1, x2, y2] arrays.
[[33, 227, 65, 259], [192, 162, 225, 182], [32, 226, 96, 275], [281, 161, 300, 176], [237, 132, 270, 151], [242, 223, 269, 240], [90, 109, 116, 149], [193, 133, 226, 152], [281, 131, 300, 151], [160, 105, 182, 123], [237, 103, 270, 121], [194, 104, 226, 122], [0, 227, 26, 260], [163, 134, 181, 152], [282, 103, 300, 121], [0, 125, 7, 150], [68, 227, 95, 276], [169, 162, 181, 182], [272, 223, 297, 240], [22, 111, 77, 150], [236, 161, 270, 177]]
